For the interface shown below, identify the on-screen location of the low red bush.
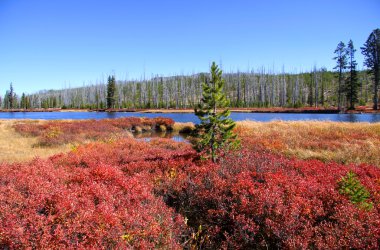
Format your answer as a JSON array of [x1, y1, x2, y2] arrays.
[[156, 147, 380, 249], [1, 134, 379, 249], [13, 117, 175, 146], [0, 139, 191, 249]]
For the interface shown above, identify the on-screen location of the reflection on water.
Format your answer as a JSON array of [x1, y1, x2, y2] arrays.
[[0, 111, 380, 123], [134, 131, 188, 142], [339, 113, 380, 123]]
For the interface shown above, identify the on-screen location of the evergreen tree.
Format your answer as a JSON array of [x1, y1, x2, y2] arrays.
[[21, 93, 26, 109], [361, 28, 380, 110], [194, 62, 239, 163], [345, 40, 359, 110], [3, 91, 9, 109], [106, 75, 116, 109], [8, 83, 14, 109], [307, 72, 314, 107], [338, 171, 373, 210], [333, 41, 348, 110], [25, 96, 30, 109], [13, 93, 18, 108]]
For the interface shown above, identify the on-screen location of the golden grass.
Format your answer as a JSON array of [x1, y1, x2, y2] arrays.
[[2, 119, 379, 166], [235, 120, 380, 166], [0, 120, 71, 163], [173, 122, 196, 133]]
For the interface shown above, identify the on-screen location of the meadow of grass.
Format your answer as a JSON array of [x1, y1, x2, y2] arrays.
[[6, 119, 379, 166], [0, 120, 70, 163], [0, 117, 175, 163], [235, 120, 380, 166], [0, 118, 379, 248], [12, 117, 174, 147]]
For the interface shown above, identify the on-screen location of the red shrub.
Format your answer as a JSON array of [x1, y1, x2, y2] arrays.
[[13, 117, 175, 146], [153, 117, 175, 129], [0, 139, 189, 249], [1, 132, 379, 249], [156, 147, 380, 249]]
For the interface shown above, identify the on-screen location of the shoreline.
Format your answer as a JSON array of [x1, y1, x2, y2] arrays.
[[1, 107, 379, 114]]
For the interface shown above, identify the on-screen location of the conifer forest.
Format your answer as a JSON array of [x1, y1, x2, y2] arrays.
[[0, 69, 374, 110]]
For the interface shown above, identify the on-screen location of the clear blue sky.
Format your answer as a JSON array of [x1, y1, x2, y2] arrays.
[[0, 0, 379, 94]]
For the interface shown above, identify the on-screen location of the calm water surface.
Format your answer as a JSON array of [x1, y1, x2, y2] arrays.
[[0, 111, 380, 123], [135, 131, 187, 143]]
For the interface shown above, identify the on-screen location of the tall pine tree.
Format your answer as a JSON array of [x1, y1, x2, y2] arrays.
[[361, 28, 380, 110], [333, 41, 347, 111], [106, 75, 116, 109], [194, 62, 239, 163], [345, 40, 359, 110], [8, 83, 14, 109], [20, 93, 26, 109]]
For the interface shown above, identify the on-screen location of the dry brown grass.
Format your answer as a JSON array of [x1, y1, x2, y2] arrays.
[[173, 122, 196, 133], [0, 120, 70, 163], [235, 120, 380, 166], [2, 119, 379, 166]]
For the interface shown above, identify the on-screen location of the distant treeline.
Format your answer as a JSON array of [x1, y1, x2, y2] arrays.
[[2, 28, 379, 111], [0, 69, 374, 110]]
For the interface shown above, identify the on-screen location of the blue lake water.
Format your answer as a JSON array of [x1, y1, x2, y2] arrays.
[[0, 111, 379, 123]]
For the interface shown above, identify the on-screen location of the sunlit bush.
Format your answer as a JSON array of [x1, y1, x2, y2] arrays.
[[13, 117, 175, 146], [156, 147, 380, 249], [1, 131, 379, 248], [0, 138, 190, 249]]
